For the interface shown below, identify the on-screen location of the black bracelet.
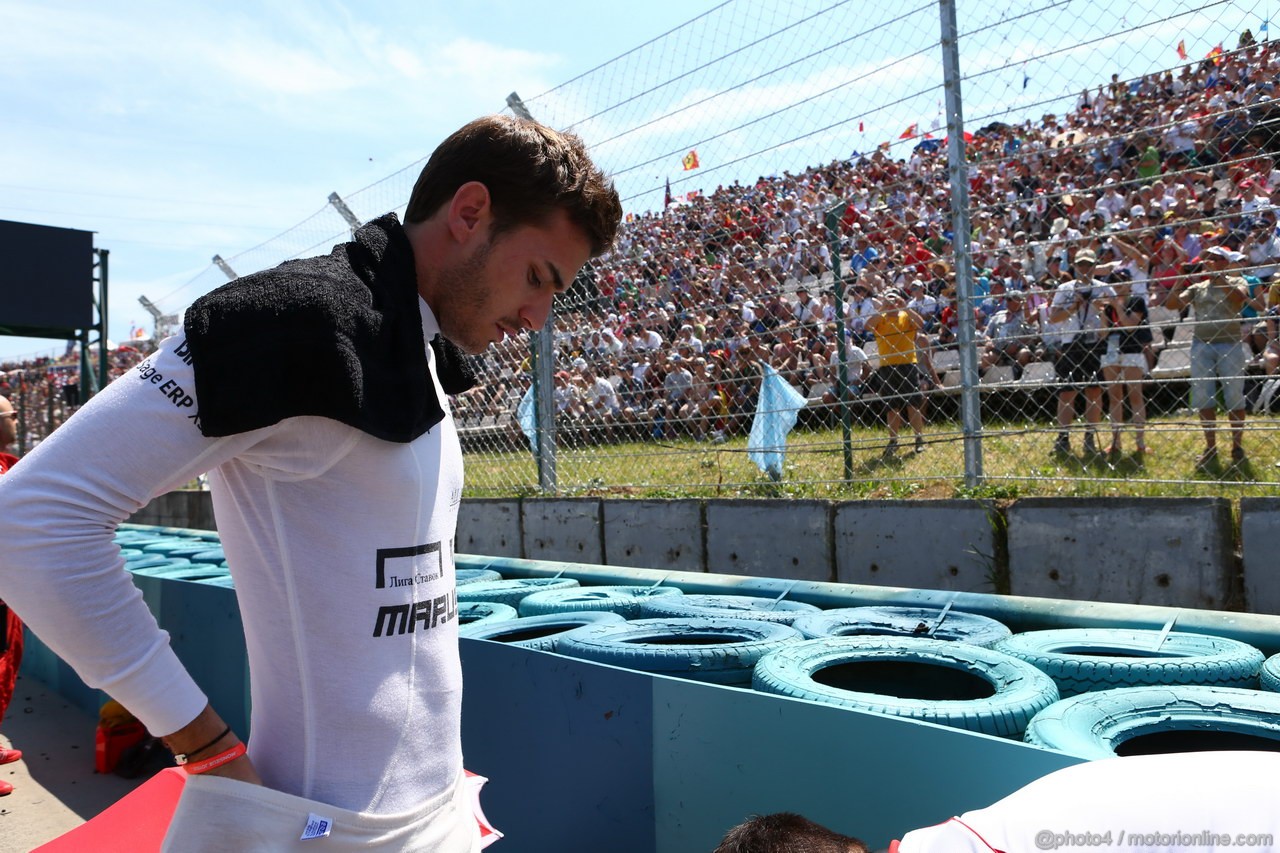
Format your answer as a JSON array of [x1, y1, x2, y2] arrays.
[[172, 724, 232, 764]]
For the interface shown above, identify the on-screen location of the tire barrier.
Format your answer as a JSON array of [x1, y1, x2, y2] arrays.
[[518, 585, 684, 619], [1260, 653, 1280, 693], [458, 602, 519, 626], [1024, 685, 1280, 758], [124, 556, 193, 573], [460, 611, 626, 652], [130, 564, 231, 582], [163, 543, 221, 561], [456, 569, 503, 586], [791, 606, 1012, 647], [456, 578, 581, 609], [994, 629, 1264, 697], [636, 594, 821, 625], [556, 617, 802, 685], [752, 636, 1060, 738], [188, 548, 226, 566], [137, 538, 208, 555]]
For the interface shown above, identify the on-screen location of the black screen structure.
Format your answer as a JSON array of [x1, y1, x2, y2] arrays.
[[0, 220, 95, 332]]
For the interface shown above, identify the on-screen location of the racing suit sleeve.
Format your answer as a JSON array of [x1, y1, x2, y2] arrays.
[[0, 335, 270, 736]]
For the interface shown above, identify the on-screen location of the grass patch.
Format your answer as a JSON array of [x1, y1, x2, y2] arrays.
[[463, 412, 1280, 499]]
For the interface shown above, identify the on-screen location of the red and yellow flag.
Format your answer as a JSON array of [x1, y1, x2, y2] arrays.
[[1176, 39, 1188, 60], [898, 123, 918, 140], [682, 150, 700, 171], [1206, 44, 1224, 64]]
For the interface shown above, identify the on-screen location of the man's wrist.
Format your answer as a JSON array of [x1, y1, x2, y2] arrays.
[[161, 704, 235, 759]]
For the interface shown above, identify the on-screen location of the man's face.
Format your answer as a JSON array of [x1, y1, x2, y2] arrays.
[[433, 209, 593, 355], [0, 396, 15, 450]]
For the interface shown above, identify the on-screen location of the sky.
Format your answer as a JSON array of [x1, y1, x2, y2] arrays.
[[0, 0, 703, 361], [1, 0, 1267, 362]]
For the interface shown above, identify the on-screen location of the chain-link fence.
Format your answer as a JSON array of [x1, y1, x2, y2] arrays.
[[462, 0, 1280, 497], [78, 0, 1280, 498]]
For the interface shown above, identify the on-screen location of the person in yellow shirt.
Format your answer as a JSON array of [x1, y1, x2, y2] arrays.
[[865, 290, 928, 455]]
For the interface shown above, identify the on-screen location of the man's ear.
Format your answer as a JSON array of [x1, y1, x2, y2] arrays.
[[447, 181, 492, 246]]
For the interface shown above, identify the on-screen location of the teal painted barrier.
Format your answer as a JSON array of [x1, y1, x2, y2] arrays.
[[18, 527, 1280, 853]]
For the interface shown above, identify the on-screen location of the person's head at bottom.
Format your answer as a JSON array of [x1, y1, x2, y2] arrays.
[[713, 812, 869, 853]]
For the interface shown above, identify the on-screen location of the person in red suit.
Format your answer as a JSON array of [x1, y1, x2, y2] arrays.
[[0, 394, 23, 795]]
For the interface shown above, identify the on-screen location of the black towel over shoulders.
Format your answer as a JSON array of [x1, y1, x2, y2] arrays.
[[182, 213, 476, 443]]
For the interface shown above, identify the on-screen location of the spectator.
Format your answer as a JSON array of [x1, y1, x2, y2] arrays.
[[865, 290, 928, 456], [0, 395, 22, 797], [1047, 249, 1114, 458], [1165, 246, 1252, 468], [981, 291, 1039, 378], [1099, 271, 1152, 458]]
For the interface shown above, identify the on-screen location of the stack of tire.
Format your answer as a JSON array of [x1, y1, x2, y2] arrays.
[[989, 629, 1279, 757], [747, 606, 1053, 738], [114, 529, 233, 587]]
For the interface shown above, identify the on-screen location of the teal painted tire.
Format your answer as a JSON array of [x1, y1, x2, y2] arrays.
[[124, 556, 192, 573], [518, 585, 683, 618], [456, 578, 580, 608], [458, 602, 518, 625], [138, 538, 207, 555], [1261, 654, 1280, 693], [636, 594, 820, 625], [461, 611, 625, 651], [557, 618, 802, 685], [131, 565, 230, 582], [994, 629, 1264, 697], [457, 569, 502, 586], [752, 636, 1059, 737], [1024, 685, 1280, 758], [164, 543, 222, 561], [791, 606, 1012, 647]]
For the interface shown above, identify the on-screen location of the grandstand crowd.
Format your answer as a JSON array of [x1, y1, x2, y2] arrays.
[[455, 31, 1280, 464], [7, 33, 1280, 466]]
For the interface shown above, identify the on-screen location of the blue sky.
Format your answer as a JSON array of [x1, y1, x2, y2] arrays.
[[1, 0, 1268, 362], [0, 0, 700, 360]]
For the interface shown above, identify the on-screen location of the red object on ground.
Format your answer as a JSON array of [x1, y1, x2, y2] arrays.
[[95, 720, 147, 774], [34, 767, 187, 852]]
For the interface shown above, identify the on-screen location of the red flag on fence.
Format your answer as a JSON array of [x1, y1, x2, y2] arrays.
[[858, 121, 864, 132], [1176, 39, 1188, 59], [682, 150, 700, 171], [898, 123, 918, 139], [1206, 44, 1224, 64]]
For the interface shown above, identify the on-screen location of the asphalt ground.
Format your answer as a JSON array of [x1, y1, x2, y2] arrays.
[[0, 673, 150, 853]]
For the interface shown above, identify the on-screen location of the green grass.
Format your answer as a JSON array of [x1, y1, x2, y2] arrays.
[[463, 412, 1280, 500]]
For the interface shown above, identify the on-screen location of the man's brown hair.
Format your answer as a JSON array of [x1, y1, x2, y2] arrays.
[[405, 114, 622, 257], [713, 813, 869, 853]]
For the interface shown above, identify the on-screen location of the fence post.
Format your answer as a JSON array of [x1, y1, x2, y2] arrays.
[[824, 203, 855, 482], [534, 318, 558, 493], [939, 0, 983, 488]]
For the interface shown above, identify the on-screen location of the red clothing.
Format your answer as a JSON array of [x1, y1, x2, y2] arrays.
[[0, 451, 19, 724]]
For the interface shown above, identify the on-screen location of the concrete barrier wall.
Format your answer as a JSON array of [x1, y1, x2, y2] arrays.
[[134, 491, 1262, 611]]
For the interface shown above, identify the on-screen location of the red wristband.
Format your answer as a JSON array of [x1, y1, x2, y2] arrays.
[[183, 742, 246, 775]]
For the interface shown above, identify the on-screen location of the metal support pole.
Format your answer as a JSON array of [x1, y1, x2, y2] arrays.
[[96, 248, 109, 394], [328, 192, 362, 233], [534, 320, 558, 493], [824, 203, 855, 482], [212, 255, 239, 281], [506, 90, 557, 493], [939, 0, 983, 487]]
